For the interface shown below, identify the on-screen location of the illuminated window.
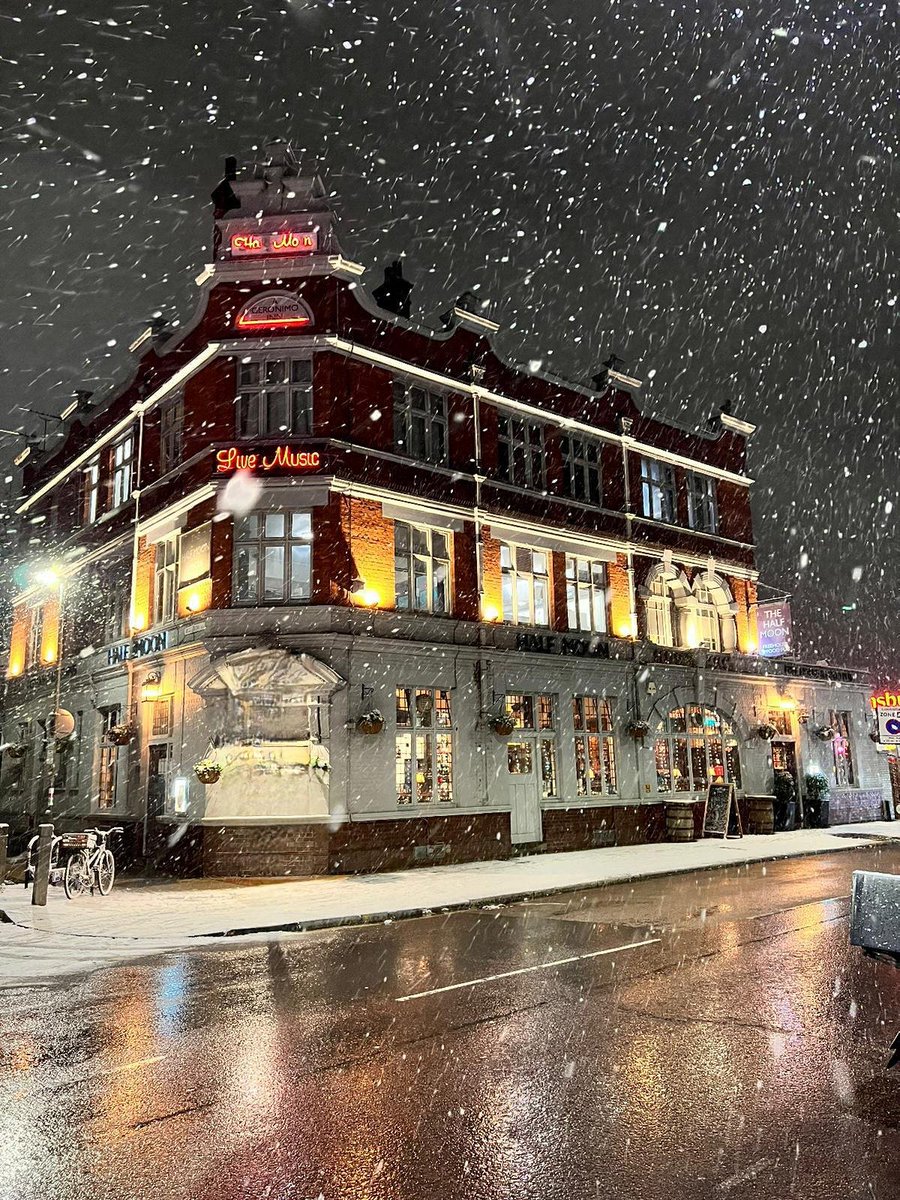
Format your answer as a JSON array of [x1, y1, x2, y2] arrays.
[[565, 557, 608, 634], [572, 696, 618, 796], [394, 522, 451, 614], [830, 711, 856, 788], [236, 357, 313, 437], [687, 472, 718, 533], [97, 708, 120, 811], [80, 457, 100, 524], [654, 706, 741, 796], [151, 698, 173, 738], [26, 606, 44, 669], [233, 511, 312, 605], [160, 394, 184, 473], [504, 693, 557, 798], [766, 708, 793, 737], [692, 581, 721, 650], [498, 415, 544, 489], [111, 433, 134, 509], [500, 543, 550, 626], [560, 436, 602, 505], [395, 688, 453, 805], [393, 382, 448, 463], [640, 458, 676, 523], [645, 575, 678, 646], [154, 534, 179, 626]]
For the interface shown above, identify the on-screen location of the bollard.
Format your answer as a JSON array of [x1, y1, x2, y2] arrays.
[[31, 823, 54, 907], [0, 824, 8, 889]]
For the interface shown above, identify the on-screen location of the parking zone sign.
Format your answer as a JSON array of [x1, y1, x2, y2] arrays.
[[876, 707, 900, 743]]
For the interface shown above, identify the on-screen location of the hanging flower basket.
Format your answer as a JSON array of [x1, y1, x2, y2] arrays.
[[757, 723, 779, 742], [815, 725, 837, 742], [489, 713, 516, 738], [194, 758, 222, 785], [356, 709, 385, 736], [106, 723, 136, 747], [6, 744, 27, 760], [626, 720, 651, 740]]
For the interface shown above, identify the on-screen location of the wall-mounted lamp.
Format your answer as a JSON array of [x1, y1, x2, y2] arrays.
[[360, 587, 380, 608], [141, 671, 162, 702], [481, 601, 500, 622]]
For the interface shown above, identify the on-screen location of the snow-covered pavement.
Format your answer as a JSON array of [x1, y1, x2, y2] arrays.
[[1, 822, 897, 985]]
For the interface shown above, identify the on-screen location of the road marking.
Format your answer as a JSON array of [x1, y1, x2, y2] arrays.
[[395, 938, 661, 1002]]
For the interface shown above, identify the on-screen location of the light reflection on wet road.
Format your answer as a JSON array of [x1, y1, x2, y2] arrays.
[[2, 845, 899, 1199]]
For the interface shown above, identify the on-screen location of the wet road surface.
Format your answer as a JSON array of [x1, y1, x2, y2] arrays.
[[2, 845, 899, 1199]]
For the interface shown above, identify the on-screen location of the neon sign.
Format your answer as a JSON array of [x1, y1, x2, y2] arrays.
[[871, 690, 900, 710], [230, 229, 318, 257], [234, 292, 314, 331], [215, 446, 322, 474]]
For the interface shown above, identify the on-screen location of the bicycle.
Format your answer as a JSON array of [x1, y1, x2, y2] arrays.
[[61, 828, 123, 898]]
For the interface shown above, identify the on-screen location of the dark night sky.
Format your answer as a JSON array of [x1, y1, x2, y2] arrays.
[[0, 2, 895, 672]]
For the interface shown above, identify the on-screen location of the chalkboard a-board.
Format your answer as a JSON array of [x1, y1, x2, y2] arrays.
[[702, 782, 742, 838]]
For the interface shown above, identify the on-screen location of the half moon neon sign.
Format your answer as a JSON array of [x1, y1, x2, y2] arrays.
[[230, 229, 318, 257], [234, 292, 314, 331]]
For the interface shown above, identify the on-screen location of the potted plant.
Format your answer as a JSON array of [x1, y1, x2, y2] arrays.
[[106, 723, 135, 747], [489, 712, 516, 737], [356, 708, 385, 735], [193, 757, 222, 785], [804, 772, 831, 828], [772, 770, 797, 831], [757, 722, 779, 741], [626, 720, 651, 741], [311, 746, 330, 778], [815, 724, 836, 742]]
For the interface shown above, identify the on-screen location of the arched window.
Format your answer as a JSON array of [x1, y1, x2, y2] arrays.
[[688, 573, 738, 652], [645, 574, 678, 646], [654, 706, 742, 795]]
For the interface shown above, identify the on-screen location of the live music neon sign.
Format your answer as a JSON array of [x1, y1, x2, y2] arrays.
[[234, 292, 314, 332], [230, 229, 318, 257], [216, 446, 322, 473]]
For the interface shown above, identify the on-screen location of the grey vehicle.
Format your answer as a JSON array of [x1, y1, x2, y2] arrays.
[[849, 870, 900, 1068]]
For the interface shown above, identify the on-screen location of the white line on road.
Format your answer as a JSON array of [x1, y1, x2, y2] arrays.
[[395, 938, 661, 1002]]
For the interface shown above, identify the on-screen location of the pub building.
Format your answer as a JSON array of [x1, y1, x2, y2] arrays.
[[0, 143, 890, 875]]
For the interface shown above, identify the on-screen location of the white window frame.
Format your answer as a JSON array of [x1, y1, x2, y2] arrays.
[[498, 415, 545, 489], [112, 434, 134, 509], [640, 457, 676, 523], [395, 687, 454, 805], [500, 543, 551, 627], [692, 581, 721, 650], [236, 355, 313, 438], [572, 696, 619, 797], [687, 472, 718, 533], [565, 556, 608, 634], [646, 576, 678, 646], [392, 381, 448, 463], [394, 522, 452, 614], [233, 510, 313, 605], [154, 534, 179, 626], [81, 457, 100, 524]]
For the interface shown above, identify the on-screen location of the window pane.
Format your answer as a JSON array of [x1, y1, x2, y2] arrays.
[[263, 545, 285, 601], [415, 734, 432, 802], [435, 690, 452, 727], [291, 359, 312, 383], [396, 688, 412, 727], [290, 545, 311, 600], [507, 742, 533, 774], [435, 733, 453, 802], [264, 513, 285, 539], [396, 733, 413, 804], [566, 582, 577, 630], [235, 546, 258, 602], [502, 572, 514, 622], [578, 586, 591, 631], [533, 578, 549, 626], [540, 739, 557, 798], [395, 558, 410, 610], [413, 558, 429, 610], [432, 560, 448, 613], [291, 512, 312, 540], [235, 514, 258, 542], [265, 390, 288, 431], [414, 689, 433, 727], [516, 576, 532, 624], [655, 739, 672, 792]]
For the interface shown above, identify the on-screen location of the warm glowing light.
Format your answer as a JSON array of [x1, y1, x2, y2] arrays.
[[185, 593, 202, 613], [130, 614, 147, 633], [617, 622, 634, 639], [8, 664, 22, 677], [360, 588, 380, 607], [746, 640, 758, 654], [34, 566, 61, 588], [777, 698, 796, 711], [482, 602, 500, 622], [215, 446, 321, 474], [229, 229, 318, 258], [43, 649, 56, 663]]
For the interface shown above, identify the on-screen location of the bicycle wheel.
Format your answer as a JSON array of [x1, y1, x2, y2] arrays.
[[64, 852, 91, 899], [96, 848, 116, 896]]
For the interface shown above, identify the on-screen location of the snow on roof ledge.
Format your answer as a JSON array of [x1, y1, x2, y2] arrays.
[[719, 412, 757, 437]]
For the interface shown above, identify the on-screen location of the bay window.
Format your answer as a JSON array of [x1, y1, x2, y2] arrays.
[[500, 543, 550, 626], [234, 511, 312, 604], [654, 706, 741, 795], [565, 556, 608, 634], [395, 687, 453, 805], [394, 522, 451, 614]]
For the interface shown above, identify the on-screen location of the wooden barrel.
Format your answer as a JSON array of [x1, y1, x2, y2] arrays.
[[666, 802, 696, 842], [747, 795, 775, 835]]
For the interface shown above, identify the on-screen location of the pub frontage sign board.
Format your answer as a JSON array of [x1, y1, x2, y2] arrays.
[[702, 782, 742, 839], [757, 600, 793, 659], [107, 631, 168, 667], [214, 446, 322, 474], [234, 292, 314, 331]]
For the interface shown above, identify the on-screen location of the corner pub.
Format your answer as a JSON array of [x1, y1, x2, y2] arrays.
[[1, 142, 889, 876]]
